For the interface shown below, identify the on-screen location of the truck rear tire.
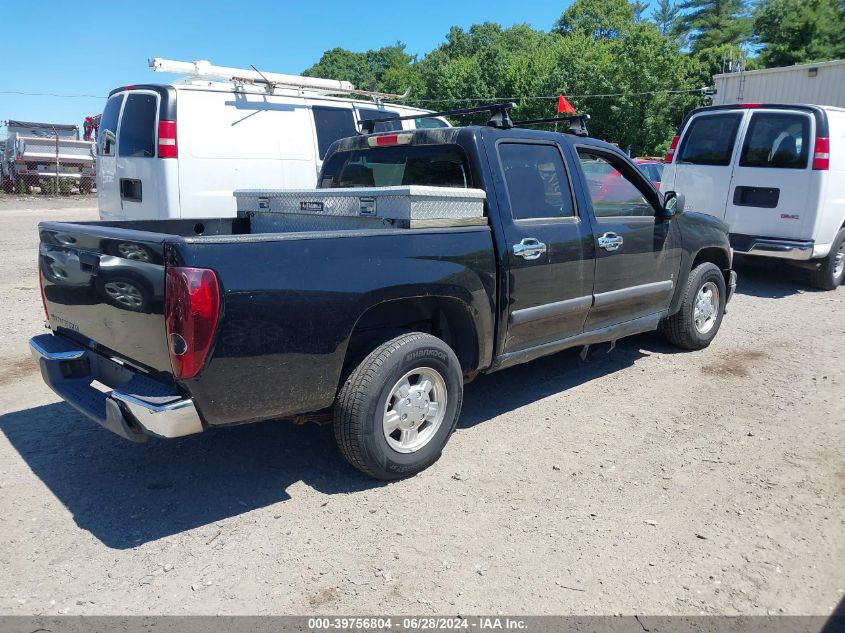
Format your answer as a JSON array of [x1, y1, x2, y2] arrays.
[[662, 262, 727, 351], [810, 228, 845, 290], [333, 332, 463, 480]]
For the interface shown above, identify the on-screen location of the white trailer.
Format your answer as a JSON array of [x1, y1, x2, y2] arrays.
[[712, 59, 845, 108]]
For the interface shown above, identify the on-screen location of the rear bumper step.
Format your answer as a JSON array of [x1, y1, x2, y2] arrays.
[[30, 333, 203, 442]]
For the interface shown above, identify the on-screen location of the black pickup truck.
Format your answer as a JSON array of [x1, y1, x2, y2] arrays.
[[31, 110, 736, 479]]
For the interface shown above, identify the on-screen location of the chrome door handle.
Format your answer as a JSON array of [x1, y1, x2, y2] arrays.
[[513, 238, 547, 260], [598, 232, 624, 252]]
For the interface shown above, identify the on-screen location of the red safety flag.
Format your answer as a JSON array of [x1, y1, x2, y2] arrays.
[[557, 95, 576, 114]]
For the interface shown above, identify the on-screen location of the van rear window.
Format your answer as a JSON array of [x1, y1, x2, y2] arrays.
[[739, 112, 809, 169], [320, 145, 471, 188], [118, 93, 157, 158], [677, 113, 742, 166]]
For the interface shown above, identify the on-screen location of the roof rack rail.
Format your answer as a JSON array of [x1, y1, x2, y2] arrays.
[[359, 102, 516, 134], [512, 114, 591, 137], [359, 102, 591, 137], [149, 57, 410, 100]]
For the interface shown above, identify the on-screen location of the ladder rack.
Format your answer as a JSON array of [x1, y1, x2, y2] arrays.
[[148, 58, 409, 101]]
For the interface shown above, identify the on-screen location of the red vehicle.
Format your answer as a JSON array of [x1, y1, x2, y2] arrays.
[[581, 156, 664, 204]]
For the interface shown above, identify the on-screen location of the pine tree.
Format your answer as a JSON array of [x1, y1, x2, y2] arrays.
[[677, 0, 752, 53], [651, 0, 682, 37]]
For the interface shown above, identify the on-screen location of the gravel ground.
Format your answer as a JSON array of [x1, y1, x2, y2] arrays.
[[0, 196, 842, 616]]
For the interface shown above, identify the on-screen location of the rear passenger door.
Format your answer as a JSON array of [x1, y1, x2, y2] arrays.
[[724, 109, 815, 241], [488, 137, 595, 353], [577, 148, 682, 332]]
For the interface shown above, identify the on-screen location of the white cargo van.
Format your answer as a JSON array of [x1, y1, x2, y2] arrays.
[[96, 59, 448, 221], [661, 103, 845, 289]]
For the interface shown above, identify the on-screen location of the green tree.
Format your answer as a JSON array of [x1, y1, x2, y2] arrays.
[[303, 42, 416, 94], [651, 0, 682, 40], [677, 0, 752, 53], [753, 0, 845, 66], [553, 0, 637, 38]]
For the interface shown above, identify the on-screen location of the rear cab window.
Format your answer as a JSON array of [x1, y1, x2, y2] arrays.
[[357, 108, 403, 133], [118, 93, 158, 158], [677, 112, 743, 166], [739, 112, 810, 169], [319, 144, 471, 188]]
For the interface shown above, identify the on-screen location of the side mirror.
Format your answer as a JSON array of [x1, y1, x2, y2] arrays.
[[662, 191, 685, 217]]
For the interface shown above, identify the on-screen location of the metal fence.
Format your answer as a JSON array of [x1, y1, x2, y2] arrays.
[[1, 121, 96, 197]]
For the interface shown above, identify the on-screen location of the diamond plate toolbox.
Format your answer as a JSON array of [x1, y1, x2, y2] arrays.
[[234, 186, 487, 230]]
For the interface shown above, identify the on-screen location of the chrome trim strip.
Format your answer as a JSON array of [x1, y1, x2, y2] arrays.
[[593, 280, 674, 308], [510, 295, 592, 326]]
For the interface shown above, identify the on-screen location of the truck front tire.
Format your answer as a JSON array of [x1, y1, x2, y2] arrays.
[[810, 228, 845, 290], [334, 332, 463, 480], [662, 262, 727, 350]]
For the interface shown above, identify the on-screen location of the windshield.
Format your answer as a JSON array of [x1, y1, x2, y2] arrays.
[[319, 144, 471, 188]]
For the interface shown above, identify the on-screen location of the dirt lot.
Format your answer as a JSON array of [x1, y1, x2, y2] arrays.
[[0, 195, 842, 616]]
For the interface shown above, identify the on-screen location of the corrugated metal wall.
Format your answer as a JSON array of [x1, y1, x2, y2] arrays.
[[712, 60, 845, 107]]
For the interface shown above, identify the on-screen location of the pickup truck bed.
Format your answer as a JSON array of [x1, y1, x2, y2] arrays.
[[33, 123, 735, 479]]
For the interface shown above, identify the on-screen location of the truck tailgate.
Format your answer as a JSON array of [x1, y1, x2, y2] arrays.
[[39, 222, 172, 375]]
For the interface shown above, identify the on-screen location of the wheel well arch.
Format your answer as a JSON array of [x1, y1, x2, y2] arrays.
[[691, 246, 731, 272], [344, 296, 479, 377]]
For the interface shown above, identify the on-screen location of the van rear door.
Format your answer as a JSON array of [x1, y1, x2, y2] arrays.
[[723, 108, 818, 241], [665, 110, 744, 220], [96, 93, 124, 218], [115, 91, 162, 219]]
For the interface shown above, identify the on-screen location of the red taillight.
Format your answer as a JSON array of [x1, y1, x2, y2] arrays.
[[158, 120, 178, 158], [813, 137, 830, 170], [739, 103, 762, 108], [664, 135, 680, 163], [164, 267, 220, 379]]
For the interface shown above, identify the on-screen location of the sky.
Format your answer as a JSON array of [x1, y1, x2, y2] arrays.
[[0, 0, 592, 138]]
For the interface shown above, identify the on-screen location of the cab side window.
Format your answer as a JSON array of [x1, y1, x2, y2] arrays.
[[498, 143, 575, 220], [578, 151, 654, 218], [739, 112, 810, 169]]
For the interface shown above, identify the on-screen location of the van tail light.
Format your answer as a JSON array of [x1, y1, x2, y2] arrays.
[[158, 120, 178, 158], [812, 137, 830, 170], [739, 103, 762, 108], [664, 135, 680, 163], [165, 267, 220, 379]]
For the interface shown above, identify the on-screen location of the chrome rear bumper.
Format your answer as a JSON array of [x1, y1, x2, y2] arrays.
[[30, 334, 203, 442], [738, 238, 814, 261]]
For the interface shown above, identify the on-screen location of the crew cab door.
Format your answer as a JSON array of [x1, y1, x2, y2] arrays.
[[576, 147, 681, 331], [487, 135, 595, 353]]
